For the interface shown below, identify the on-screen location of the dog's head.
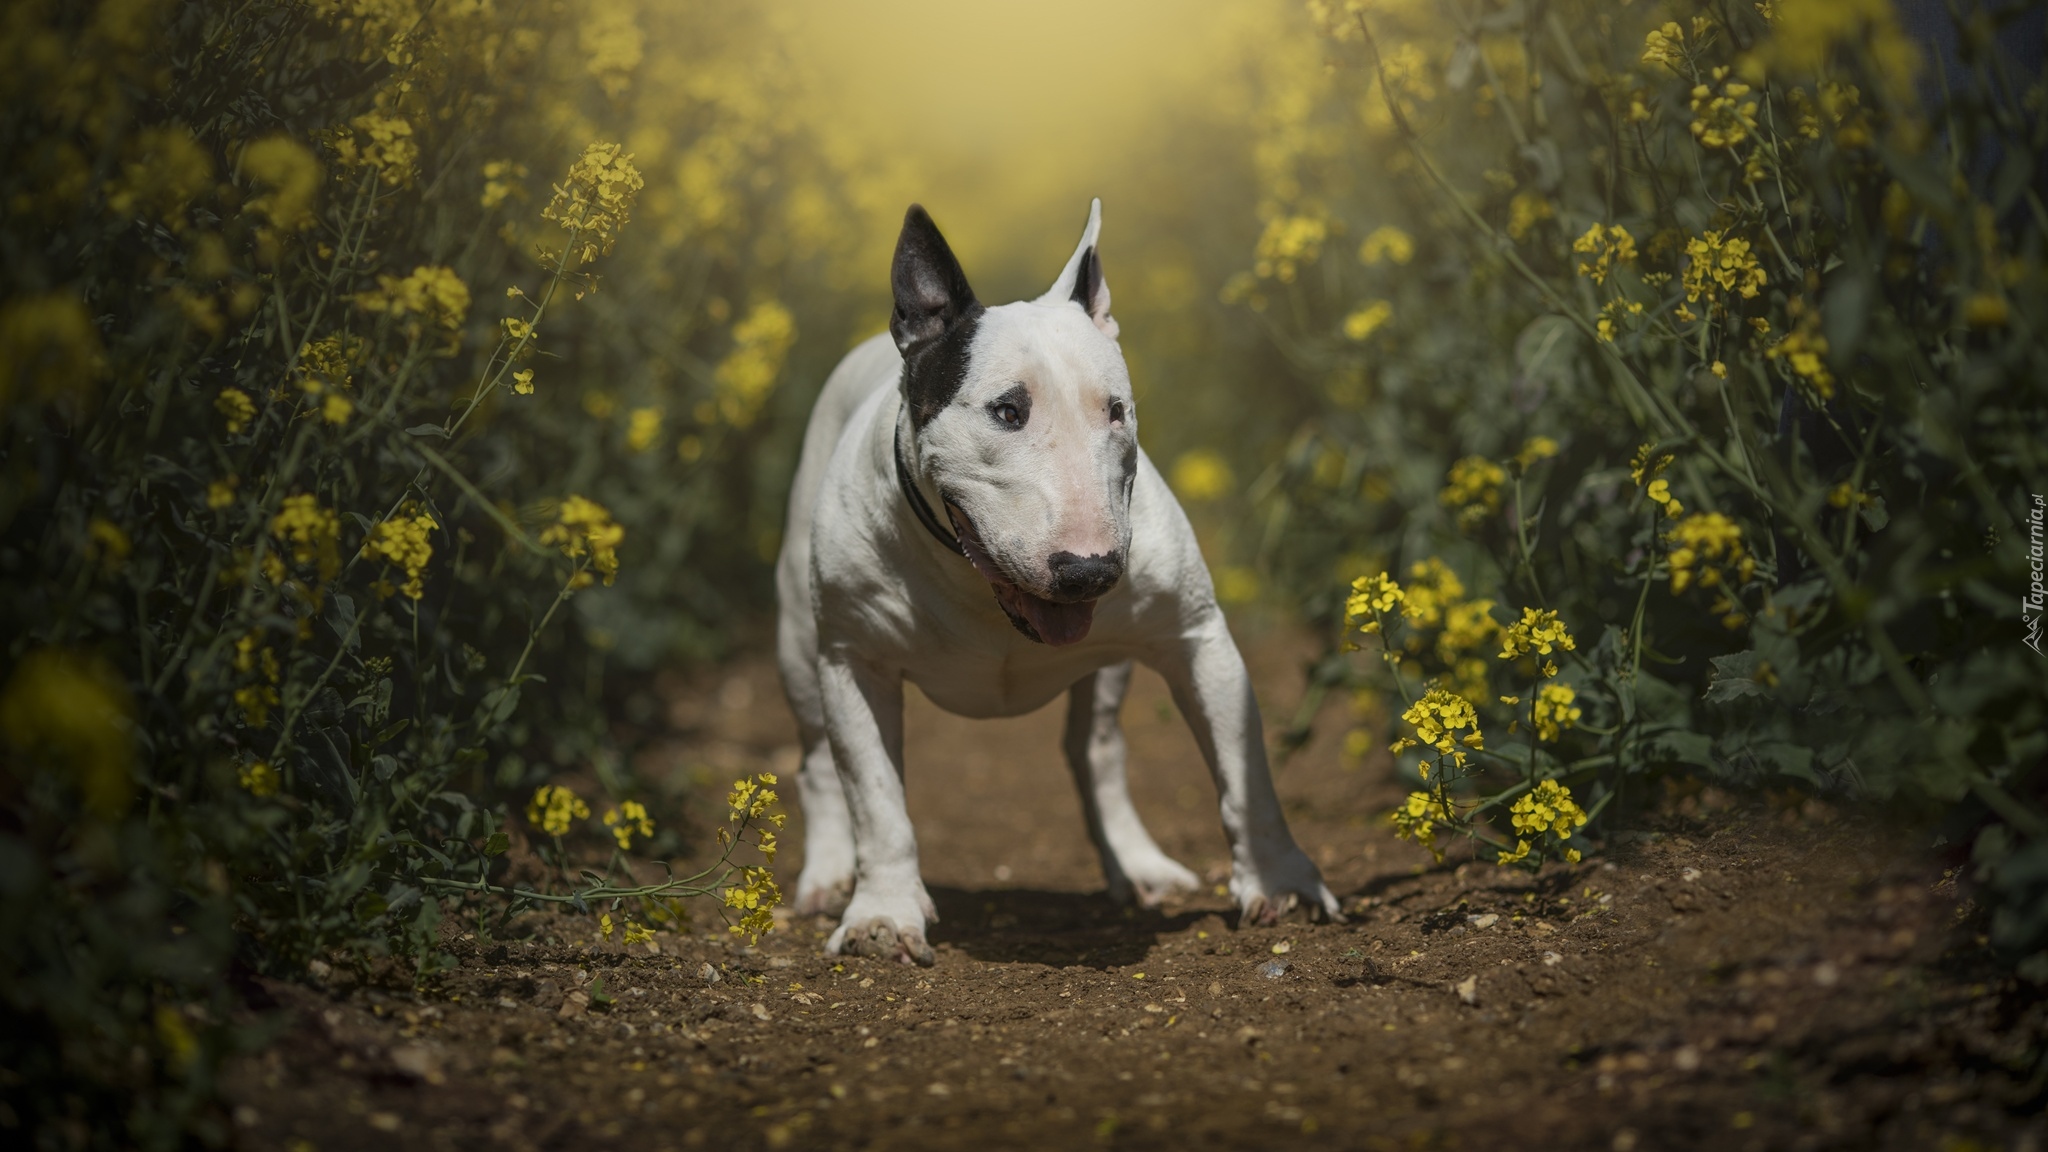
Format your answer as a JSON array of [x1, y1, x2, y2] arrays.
[[890, 199, 1135, 647]]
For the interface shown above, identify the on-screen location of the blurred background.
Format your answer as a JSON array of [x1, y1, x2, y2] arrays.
[[2, 0, 2042, 1144]]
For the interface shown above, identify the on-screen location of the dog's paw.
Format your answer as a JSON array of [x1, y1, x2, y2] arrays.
[[826, 887, 939, 967], [1232, 846, 1344, 926], [792, 866, 855, 917], [1107, 852, 1202, 909]]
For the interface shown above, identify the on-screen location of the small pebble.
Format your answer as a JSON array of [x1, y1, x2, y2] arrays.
[[699, 963, 721, 985], [1257, 960, 1290, 979]]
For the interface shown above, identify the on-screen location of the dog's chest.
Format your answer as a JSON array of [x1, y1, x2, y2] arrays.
[[900, 637, 1120, 720]]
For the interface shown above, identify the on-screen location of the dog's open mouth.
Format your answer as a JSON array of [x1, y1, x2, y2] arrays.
[[946, 503, 1096, 646]]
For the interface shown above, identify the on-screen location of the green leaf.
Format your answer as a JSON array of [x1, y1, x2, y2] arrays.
[[484, 832, 510, 857]]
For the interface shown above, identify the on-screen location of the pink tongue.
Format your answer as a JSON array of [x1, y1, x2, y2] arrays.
[[996, 584, 1096, 647], [952, 505, 1096, 646]]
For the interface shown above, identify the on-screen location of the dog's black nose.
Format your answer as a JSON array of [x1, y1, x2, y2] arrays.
[[1047, 551, 1124, 602]]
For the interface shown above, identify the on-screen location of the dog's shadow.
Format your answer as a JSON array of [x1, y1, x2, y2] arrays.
[[921, 885, 1223, 970]]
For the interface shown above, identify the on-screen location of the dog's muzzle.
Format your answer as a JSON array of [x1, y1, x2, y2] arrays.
[[947, 506, 1119, 647]]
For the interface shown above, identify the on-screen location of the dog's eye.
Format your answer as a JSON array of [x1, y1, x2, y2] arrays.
[[1108, 400, 1126, 424], [988, 384, 1031, 430]]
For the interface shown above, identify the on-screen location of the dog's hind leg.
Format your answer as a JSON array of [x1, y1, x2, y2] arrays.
[[1063, 661, 1200, 907]]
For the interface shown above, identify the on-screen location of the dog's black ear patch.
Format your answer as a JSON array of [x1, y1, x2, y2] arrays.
[[1069, 245, 1100, 312], [891, 205, 983, 426]]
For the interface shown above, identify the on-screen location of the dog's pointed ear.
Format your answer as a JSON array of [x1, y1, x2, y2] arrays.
[[1040, 198, 1116, 339], [891, 205, 978, 359]]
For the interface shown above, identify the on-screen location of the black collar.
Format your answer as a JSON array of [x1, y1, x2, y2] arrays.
[[894, 418, 964, 556]]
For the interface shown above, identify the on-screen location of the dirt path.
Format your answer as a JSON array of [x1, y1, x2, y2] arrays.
[[230, 626, 2046, 1151]]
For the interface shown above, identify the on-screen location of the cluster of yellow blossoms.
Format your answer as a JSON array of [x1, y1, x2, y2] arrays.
[[1572, 223, 1637, 285], [1688, 73, 1759, 150], [355, 265, 471, 337], [603, 799, 654, 851], [712, 301, 797, 428], [526, 783, 590, 837], [1391, 686, 1485, 771], [539, 495, 624, 587], [361, 509, 437, 600], [1501, 780, 1589, 866], [543, 142, 645, 265], [1499, 606, 1576, 662], [599, 912, 656, 947], [1678, 230, 1766, 315], [1390, 790, 1451, 862], [270, 494, 340, 581], [720, 773, 786, 943], [1439, 456, 1505, 528]]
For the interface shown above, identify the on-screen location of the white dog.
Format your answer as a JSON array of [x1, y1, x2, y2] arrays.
[[775, 201, 1340, 965]]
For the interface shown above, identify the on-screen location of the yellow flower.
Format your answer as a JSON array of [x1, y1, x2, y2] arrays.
[[1510, 779, 1588, 839], [526, 784, 590, 837], [1506, 192, 1553, 242], [1572, 223, 1637, 285], [1390, 790, 1451, 862], [1532, 682, 1582, 742], [1358, 226, 1414, 266], [543, 142, 646, 265], [1499, 607, 1576, 661], [604, 800, 655, 850], [86, 518, 131, 570], [360, 510, 438, 599], [1646, 478, 1684, 518], [1396, 687, 1484, 766], [1766, 304, 1835, 399], [723, 865, 782, 944], [712, 301, 796, 428], [356, 266, 471, 335], [1681, 231, 1766, 308], [270, 494, 340, 580], [1640, 22, 1687, 71], [1496, 839, 1532, 866], [1342, 300, 1393, 342], [1689, 78, 1759, 149], [580, 0, 645, 97], [1253, 214, 1327, 282], [321, 391, 354, 425], [512, 369, 535, 395], [206, 476, 238, 509], [622, 921, 655, 947], [330, 112, 418, 187], [239, 760, 280, 797], [1666, 512, 1755, 595], [626, 407, 662, 453], [1514, 437, 1559, 469], [1399, 558, 1465, 631], [600, 912, 615, 939], [1171, 450, 1234, 502], [1629, 442, 1674, 487], [538, 495, 624, 587], [216, 387, 257, 434], [1440, 456, 1506, 528], [240, 137, 323, 232], [1344, 571, 1404, 636], [726, 772, 783, 824], [480, 160, 528, 210]]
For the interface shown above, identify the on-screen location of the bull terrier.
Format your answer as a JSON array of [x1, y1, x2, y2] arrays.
[[775, 200, 1341, 965]]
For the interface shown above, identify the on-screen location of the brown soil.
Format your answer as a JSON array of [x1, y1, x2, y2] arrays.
[[227, 625, 2047, 1152]]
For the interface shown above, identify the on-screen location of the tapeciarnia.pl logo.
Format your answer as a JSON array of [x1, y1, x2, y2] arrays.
[[2027, 494, 2045, 657]]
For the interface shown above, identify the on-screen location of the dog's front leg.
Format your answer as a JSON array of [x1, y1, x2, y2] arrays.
[[1155, 618, 1343, 925], [816, 653, 938, 965]]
